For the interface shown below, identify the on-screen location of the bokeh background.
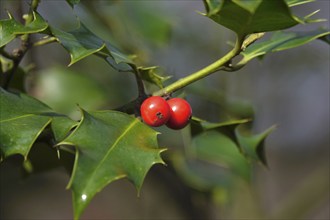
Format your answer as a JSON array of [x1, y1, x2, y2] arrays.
[[1, 0, 329, 219]]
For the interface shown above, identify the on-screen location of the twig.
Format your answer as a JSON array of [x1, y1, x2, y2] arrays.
[[2, 0, 40, 89]]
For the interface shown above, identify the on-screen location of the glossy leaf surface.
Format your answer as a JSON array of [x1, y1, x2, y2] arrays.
[[0, 88, 76, 158], [203, 0, 299, 36], [58, 109, 165, 219], [0, 12, 48, 47]]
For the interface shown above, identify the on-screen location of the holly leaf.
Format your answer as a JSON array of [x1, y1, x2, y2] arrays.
[[0, 11, 48, 47], [0, 88, 77, 159], [235, 125, 276, 165], [138, 66, 170, 88], [0, 88, 53, 159], [57, 109, 165, 220], [192, 130, 251, 181], [50, 24, 106, 66], [239, 28, 330, 65], [172, 130, 251, 194], [190, 117, 250, 137], [49, 22, 136, 71], [203, 0, 299, 36]]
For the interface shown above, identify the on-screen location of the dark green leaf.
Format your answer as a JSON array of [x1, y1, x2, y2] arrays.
[[192, 130, 251, 181], [138, 66, 170, 88], [0, 12, 48, 47], [239, 29, 330, 64], [235, 125, 276, 165], [190, 117, 250, 137], [203, 0, 299, 36], [52, 116, 78, 142], [0, 88, 77, 159], [0, 88, 52, 159], [49, 23, 136, 71], [58, 109, 165, 220], [50, 24, 106, 66]]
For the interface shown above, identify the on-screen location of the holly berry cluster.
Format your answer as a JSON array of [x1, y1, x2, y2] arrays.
[[140, 96, 192, 130]]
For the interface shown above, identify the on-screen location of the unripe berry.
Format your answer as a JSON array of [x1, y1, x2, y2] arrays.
[[140, 96, 171, 127], [166, 98, 192, 130]]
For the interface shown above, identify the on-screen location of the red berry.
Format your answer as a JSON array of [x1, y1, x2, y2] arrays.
[[166, 98, 192, 130], [140, 96, 171, 127]]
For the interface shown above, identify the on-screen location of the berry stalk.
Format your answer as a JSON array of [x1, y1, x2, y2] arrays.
[[152, 35, 245, 96]]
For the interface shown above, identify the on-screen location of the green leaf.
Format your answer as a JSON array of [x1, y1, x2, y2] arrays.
[[239, 29, 330, 64], [285, 0, 315, 7], [172, 130, 251, 193], [0, 88, 77, 159], [49, 23, 136, 71], [58, 109, 165, 220], [235, 125, 276, 165], [138, 66, 170, 88], [203, 0, 299, 36], [192, 130, 251, 181], [190, 117, 250, 137], [0, 88, 52, 159], [0, 11, 48, 47], [52, 116, 78, 142], [50, 24, 106, 66], [104, 42, 135, 72]]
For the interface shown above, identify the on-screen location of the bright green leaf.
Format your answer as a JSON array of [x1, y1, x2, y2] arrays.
[[239, 28, 330, 64], [58, 109, 165, 220], [0, 11, 48, 47], [203, 0, 299, 36], [285, 0, 315, 7], [235, 125, 276, 165]]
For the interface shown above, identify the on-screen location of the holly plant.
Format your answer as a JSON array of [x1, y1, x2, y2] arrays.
[[0, 0, 329, 219]]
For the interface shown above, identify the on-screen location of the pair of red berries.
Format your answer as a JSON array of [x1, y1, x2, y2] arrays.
[[140, 96, 192, 130]]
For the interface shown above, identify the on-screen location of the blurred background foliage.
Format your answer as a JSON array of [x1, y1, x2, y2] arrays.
[[0, 0, 329, 219]]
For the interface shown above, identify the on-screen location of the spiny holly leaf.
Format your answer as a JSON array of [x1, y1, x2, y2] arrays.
[[57, 109, 165, 220], [0, 88, 52, 159], [50, 24, 106, 66], [0, 88, 76, 159], [52, 116, 78, 142], [49, 23, 136, 71], [104, 42, 135, 72], [239, 29, 330, 65], [171, 130, 251, 194], [190, 117, 250, 137], [0, 11, 48, 47], [138, 66, 170, 88], [203, 0, 299, 36], [235, 125, 276, 165], [192, 130, 251, 181]]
